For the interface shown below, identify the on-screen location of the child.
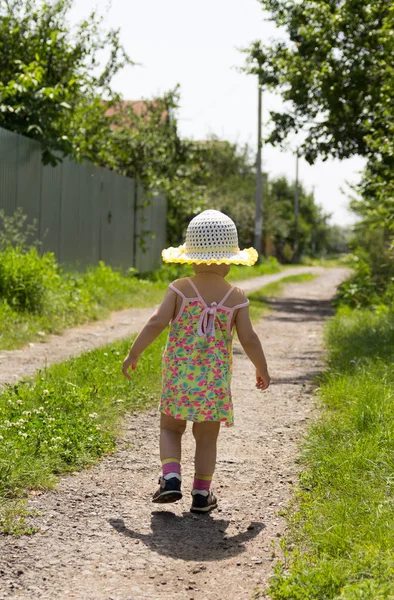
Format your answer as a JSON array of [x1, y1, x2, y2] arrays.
[[122, 210, 270, 513]]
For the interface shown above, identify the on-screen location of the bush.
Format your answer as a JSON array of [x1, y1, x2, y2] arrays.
[[334, 255, 394, 309], [0, 247, 60, 313]]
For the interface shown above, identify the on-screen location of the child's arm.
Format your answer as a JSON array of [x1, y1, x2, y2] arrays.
[[122, 288, 176, 379], [235, 306, 270, 390]]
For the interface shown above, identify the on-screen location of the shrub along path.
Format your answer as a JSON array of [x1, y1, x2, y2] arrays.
[[0, 266, 324, 387], [0, 268, 349, 600]]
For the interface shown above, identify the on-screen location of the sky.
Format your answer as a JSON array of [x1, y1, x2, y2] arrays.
[[71, 0, 366, 226]]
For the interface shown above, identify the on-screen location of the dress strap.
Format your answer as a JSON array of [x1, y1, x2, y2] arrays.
[[188, 278, 236, 307], [187, 278, 204, 302], [168, 283, 186, 299], [219, 286, 235, 306], [232, 299, 250, 309]]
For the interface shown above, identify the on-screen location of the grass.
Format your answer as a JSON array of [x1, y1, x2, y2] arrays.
[[268, 307, 394, 599], [299, 255, 349, 268], [0, 270, 316, 534]]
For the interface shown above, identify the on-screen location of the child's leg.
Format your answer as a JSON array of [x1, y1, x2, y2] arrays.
[[160, 413, 186, 464], [192, 421, 220, 490], [152, 414, 186, 504]]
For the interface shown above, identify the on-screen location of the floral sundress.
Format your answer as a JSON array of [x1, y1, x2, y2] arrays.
[[160, 278, 249, 427]]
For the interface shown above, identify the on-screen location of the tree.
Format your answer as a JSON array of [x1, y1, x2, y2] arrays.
[[244, 0, 393, 284], [244, 1, 393, 164], [0, 0, 131, 164]]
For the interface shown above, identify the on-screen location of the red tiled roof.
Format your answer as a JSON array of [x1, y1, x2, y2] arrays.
[[104, 100, 168, 123]]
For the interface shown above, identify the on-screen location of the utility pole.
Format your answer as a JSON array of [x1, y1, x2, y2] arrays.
[[254, 82, 263, 258], [294, 148, 299, 261], [311, 185, 316, 256]]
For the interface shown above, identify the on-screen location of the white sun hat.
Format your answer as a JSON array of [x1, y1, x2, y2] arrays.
[[162, 210, 258, 266]]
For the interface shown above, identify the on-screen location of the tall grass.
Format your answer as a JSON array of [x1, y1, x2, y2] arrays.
[[269, 308, 394, 599]]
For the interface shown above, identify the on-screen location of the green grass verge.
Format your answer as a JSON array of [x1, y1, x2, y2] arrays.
[[0, 271, 315, 534], [268, 307, 394, 599]]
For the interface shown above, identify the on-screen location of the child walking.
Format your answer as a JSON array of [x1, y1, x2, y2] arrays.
[[122, 210, 270, 513]]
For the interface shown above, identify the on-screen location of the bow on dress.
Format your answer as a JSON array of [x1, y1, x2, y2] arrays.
[[197, 302, 218, 338]]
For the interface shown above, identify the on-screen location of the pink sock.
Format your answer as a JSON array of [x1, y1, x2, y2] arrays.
[[193, 475, 212, 492], [162, 459, 181, 479]]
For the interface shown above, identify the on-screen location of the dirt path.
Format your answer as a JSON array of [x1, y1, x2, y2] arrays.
[[0, 266, 324, 387], [0, 268, 349, 600]]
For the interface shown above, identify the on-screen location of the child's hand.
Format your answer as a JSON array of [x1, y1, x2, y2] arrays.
[[256, 369, 270, 390], [122, 353, 139, 379]]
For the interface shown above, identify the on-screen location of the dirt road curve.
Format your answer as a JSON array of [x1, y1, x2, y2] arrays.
[[0, 268, 349, 600]]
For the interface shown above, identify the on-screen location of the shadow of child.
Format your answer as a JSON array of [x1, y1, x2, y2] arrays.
[[109, 511, 265, 562]]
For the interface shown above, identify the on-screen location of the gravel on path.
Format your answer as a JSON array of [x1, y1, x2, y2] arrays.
[[0, 268, 349, 600]]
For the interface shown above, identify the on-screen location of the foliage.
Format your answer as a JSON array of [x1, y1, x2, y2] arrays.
[[0, 0, 131, 165], [0, 246, 60, 313], [268, 307, 394, 599], [325, 225, 352, 255], [334, 255, 394, 309], [244, 0, 394, 164], [88, 89, 209, 244], [244, 0, 394, 291]]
